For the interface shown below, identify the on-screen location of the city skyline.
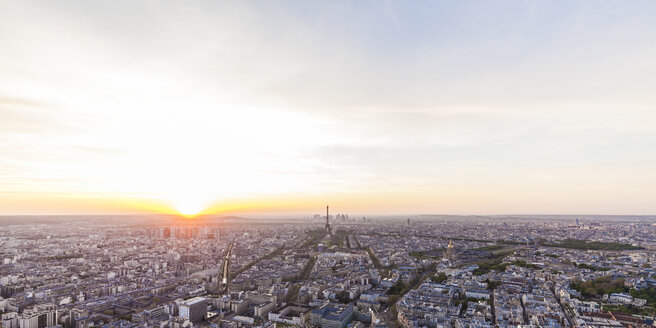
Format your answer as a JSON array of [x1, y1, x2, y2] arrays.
[[2, 1, 656, 216]]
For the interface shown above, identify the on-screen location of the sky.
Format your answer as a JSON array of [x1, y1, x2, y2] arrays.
[[1, 0, 656, 216]]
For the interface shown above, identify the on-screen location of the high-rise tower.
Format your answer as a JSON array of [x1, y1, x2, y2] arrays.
[[324, 205, 332, 236]]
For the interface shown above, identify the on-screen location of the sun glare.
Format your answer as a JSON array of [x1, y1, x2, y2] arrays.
[[173, 199, 206, 218]]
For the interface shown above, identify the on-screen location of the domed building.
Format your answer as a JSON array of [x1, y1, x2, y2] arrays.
[[443, 240, 456, 264]]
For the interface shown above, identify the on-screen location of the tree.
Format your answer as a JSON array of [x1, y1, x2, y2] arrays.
[[431, 272, 448, 283], [584, 287, 598, 297], [337, 290, 350, 303], [387, 280, 405, 295], [486, 280, 501, 290]]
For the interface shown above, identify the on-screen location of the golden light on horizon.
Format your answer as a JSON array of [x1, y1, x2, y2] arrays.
[[171, 197, 208, 218]]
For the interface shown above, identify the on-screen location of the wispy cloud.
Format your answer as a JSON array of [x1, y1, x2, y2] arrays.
[[1, 1, 656, 214]]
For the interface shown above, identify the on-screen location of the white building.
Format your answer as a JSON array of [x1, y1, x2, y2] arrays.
[[2, 312, 19, 328], [178, 297, 207, 323], [18, 304, 58, 328], [608, 293, 632, 304]]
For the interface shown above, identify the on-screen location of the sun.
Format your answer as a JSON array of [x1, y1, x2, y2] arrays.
[[173, 199, 206, 218]]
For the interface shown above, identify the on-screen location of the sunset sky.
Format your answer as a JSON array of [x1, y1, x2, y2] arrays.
[[1, 1, 656, 216]]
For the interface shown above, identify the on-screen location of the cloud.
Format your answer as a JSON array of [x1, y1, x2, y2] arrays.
[[1, 1, 656, 214]]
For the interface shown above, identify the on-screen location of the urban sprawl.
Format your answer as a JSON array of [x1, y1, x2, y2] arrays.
[[1, 214, 656, 328]]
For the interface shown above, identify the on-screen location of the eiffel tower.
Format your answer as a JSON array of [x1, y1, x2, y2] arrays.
[[324, 205, 332, 236]]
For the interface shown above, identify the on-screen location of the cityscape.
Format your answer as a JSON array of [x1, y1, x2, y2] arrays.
[[2, 1, 656, 328], [1, 214, 656, 328]]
